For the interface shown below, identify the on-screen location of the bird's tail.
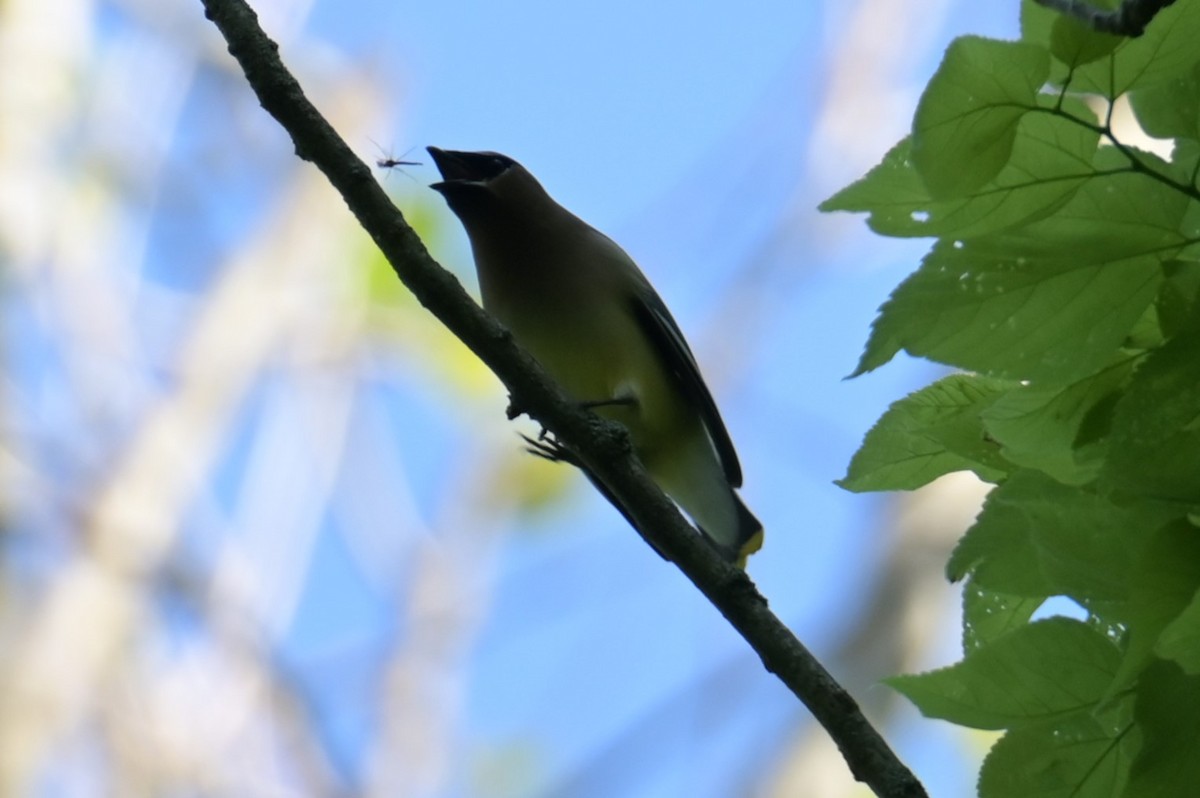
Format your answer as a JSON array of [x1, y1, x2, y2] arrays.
[[525, 435, 763, 567], [584, 469, 763, 568], [730, 493, 764, 569]]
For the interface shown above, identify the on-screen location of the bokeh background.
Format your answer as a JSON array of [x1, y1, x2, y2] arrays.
[[1, 1, 1017, 795]]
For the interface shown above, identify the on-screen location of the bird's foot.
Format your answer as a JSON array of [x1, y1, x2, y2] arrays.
[[519, 431, 580, 466]]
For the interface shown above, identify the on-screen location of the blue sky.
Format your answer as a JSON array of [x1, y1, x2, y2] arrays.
[[6, 0, 1024, 795]]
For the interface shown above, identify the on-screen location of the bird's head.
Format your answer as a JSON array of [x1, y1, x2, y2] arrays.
[[428, 147, 556, 231]]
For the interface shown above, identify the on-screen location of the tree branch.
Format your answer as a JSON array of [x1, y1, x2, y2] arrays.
[[1032, 0, 1176, 36], [196, 1, 928, 795]]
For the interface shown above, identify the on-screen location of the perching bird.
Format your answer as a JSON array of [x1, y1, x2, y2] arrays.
[[427, 147, 762, 566]]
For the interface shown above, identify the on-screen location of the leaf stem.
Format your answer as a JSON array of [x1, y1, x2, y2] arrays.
[[1033, 106, 1200, 203]]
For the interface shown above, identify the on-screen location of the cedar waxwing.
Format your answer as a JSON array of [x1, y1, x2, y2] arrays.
[[428, 147, 762, 566]]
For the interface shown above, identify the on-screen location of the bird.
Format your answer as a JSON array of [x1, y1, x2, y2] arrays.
[[427, 147, 762, 566]]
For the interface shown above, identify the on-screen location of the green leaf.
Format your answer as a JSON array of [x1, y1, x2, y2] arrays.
[[1050, 15, 1122, 69], [1174, 142, 1200, 245], [888, 617, 1119, 730], [1104, 327, 1200, 502], [838, 374, 1013, 492], [1036, 146, 1190, 255], [1129, 61, 1200, 142], [1123, 300, 1166, 351], [1157, 589, 1200, 674], [835, 1, 1200, 791], [1178, 190, 1200, 265], [979, 714, 1133, 798], [1020, 0, 1061, 48], [963, 578, 1043, 654], [820, 102, 1100, 239], [1072, 0, 1200, 97], [981, 356, 1137, 485], [1020, 0, 1121, 55], [1106, 521, 1200, 696], [854, 239, 1162, 383], [855, 148, 1184, 381], [1025, 0, 1200, 96], [1158, 261, 1200, 339], [912, 37, 1050, 198], [946, 470, 1177, 601], [1125, 660, 1200, 796]]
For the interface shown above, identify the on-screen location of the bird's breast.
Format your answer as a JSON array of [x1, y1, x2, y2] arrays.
[[493, 288, 631, 401], [473, 237, 690, 448]]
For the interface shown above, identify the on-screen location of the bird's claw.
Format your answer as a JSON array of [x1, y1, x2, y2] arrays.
[[520, 432, 579, 466]]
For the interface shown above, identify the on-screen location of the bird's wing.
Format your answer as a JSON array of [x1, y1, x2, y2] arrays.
[[630, 291, 743, 487]]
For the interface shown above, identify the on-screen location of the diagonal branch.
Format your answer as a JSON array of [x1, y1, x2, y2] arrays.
[[196, 1, 928, 796], [1032, 0, 1177, 36]]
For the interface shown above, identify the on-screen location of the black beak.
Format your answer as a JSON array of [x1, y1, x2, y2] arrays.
[[427, 147, 519, 192], [428, 147, 473, 182], [427, 147, 493, 182]]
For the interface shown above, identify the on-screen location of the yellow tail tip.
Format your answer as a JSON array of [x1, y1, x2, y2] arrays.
[[735, 529, 765, 569]]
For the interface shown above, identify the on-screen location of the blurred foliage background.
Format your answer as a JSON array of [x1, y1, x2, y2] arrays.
[[1, 0, 1014, 795]]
